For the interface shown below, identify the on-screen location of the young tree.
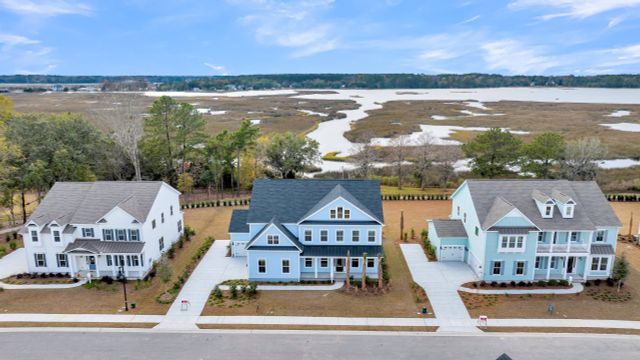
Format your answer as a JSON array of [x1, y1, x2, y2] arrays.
[[345, 250, 351, 288], [432, 146, 462, 188], [521, 132, 565, 179], [413, 133, 436, 190], [264, 132, 319, 178], [361, 252, 368, 290], [157, 256, 173, 293], [388, 135, 410, 189], [462, 128, 522, 178], [177, 172, 194, 194], [231, 119, 260, 196], [0, 95, 12, 123], [142, 96, 179, 182], [205, 130, 235, 198], [559, 137, 607, 180], [612, 253, 629, 293], [173, 103, 207, 174]]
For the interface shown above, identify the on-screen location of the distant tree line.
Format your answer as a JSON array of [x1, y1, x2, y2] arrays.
[[2, 73, 640, 89]]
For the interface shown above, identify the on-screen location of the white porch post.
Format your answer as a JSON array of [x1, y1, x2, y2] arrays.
[[330, 258, 334, 282], [563, 255, 569, 280], [546, 256, 552, 280], [69, 255, 75, 277], [124, 255, 129, 278], [314, 257, 318, 279], [567, 232, 571, 252], [550, 231, 555, 252], [95, 255, 100, 277], [112, 255, 117, 276]]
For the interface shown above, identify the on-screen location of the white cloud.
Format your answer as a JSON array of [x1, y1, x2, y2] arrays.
[[419, 49, 458, 60], [508, 0, 640, 20], [481, 39, 559, 74], [0, 0, 92, 16], [230, 0, 339, 57], [0, 33, 56, 74], [0, 34, 39, 46], [458, 15, 481, 25], [203, 62, 228, 75]]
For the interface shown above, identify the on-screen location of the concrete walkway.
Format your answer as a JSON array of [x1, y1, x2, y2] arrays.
[[0, 279, 87, 290], [0, 248, 27, 280], [218, 281, 344, 291], [400, 244, 480, 333], [155, 240, 246, 330], [459, 283, 584, 295], [0, 313, 164, 324], [197, 315, 438, 327]]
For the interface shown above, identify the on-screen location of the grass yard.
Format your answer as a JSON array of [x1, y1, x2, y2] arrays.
[[0, 206, 241, 314], [201, 201, 441, 318]]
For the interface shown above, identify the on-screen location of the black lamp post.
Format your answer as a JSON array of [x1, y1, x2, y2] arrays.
[[117, 266, 129, 311]]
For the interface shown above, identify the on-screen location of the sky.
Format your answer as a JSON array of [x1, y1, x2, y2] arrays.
[[1, 0, 640, 76]]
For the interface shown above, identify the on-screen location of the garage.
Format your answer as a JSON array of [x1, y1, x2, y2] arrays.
[[440, 245, 465, 262]]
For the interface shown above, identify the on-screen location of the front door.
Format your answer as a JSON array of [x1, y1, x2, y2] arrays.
[[335, 258, 345, 273], [566, 256, 575, 274], [87, 256, 96, 270]]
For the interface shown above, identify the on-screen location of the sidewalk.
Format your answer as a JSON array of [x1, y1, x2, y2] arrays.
[[155, 240, 246, 330], [0, 279, 87, 290], [400, 244, 480, 333], [197, 315, 438, 327], [218, 281, 344, 291], [0, 313, 164, 324], [459, 283, 584, 295]]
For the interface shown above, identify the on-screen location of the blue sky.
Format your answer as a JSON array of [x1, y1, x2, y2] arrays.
[[1, 0, 639, 75]]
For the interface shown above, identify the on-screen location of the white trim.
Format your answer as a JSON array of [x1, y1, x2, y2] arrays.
[[497, 234, 526, 253], [297, 196, 382, 225], [257, 258, 267, 274], [487, 207, 539, 230], [514, 260, 527, 276]]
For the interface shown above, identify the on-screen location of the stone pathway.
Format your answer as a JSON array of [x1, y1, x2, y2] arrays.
[[155, 240, 246, 330], [400, 244, 480, 333]]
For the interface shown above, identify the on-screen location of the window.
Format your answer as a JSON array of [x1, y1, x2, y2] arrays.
[[56, 254, 68, 267], [330, 209, 336, 219], [116, 229, 127, 241], [126, 255, 131, 267], [177, 220, 182, 233], [499, 235, 525, 252], [305, 258, 313, 268], [591, 257, 609, 271], [344, 209, 350, 219], [330, 207, 350, 219], [535, 256, 542, 269], [320, 258, 328, 267], [457, 206, 460, 216], [258, 259, 266, 273], [492, 261, 502, 275], [320, 230, 328, 242], [129, 255, 140, 267], [367, 258, 375, 268], [82, 228, 94, 238], [570, 232, 578, 242], [336, 230, 344, 242], [115, 255, 125, 267], [282, 259, 290, 274], [103, 229, 114, 241], [267, 235, 279, 245], [159, 237, 165, 251], [595, 230, 606, 242], [351, 258, 359, 268], [545, 205, 553, 216], [550, 257, 557, 269], [304, 230, 312, 242], [565, 205, 573, 217], [474, 227, 479, 236], [337, 207, 343, 219], [140, 255, 144, 267], [161, 212, 165, 223], [106, 255, 113, 266], [129, 229, 140, 241], [152, 220, 156, 229], [30, 230, 38, 242], [352, 230, 360, 242], [463, 213, 467, 223], [34, 253, 46, 267], [170, 205, 174, 216], [515, 261, 526, 276], [368, 230, 376, 242], [53, 230, 61, 243], [537, 232, 544, 243]]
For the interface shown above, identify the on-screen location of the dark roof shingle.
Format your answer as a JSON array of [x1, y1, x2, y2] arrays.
[[431, 219, 468, 238], [228, 209, 250, 233]]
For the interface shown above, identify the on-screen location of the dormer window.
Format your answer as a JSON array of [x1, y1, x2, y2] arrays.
[[565, 205, 574, 217], [545, 206, 552, 216], [330, 207, 350, 220]]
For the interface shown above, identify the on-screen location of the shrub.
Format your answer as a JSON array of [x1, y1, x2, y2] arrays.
[[584, 280, 591, 287], [480, 281, 487, 287], [403, 232, 408, 242], [72, 277, 79, 283], [101, 276, 114, 284], [558, 279, 569, 287], [410, 228, 416, 240], [40, 273, 48, 278], [8, 240, 17, 250], [517, 281, 526, 287], [213, 285, 223, 299], [490, 281, 497, 287], [230, 284, 238, 299], [0, 246, 6, 258], [184, 225, 195, 241], [526, 282, 533, 287], [500, 282, 507, 288], [247, 282, 258, 297], [548, 279, 558, 286], [510, 281, 516, 287], [537, 280, 547, 287], [606, 278, 615, 287], [472, 282, 478, 288], [177, 236, 184, 249]]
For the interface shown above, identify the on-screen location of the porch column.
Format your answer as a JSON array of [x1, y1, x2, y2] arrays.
[[124, 256, 129, 278], [563, 255, 569, 280], [69, 255, 75, 277], [546, 256, 552, 280], [112, 255, 117, 277], [314, 258, 318, 279], [95, 255, 100, 277], [567, 232, 571, 252], [550, 232, 555, 252], [330, 258, 334, 282]]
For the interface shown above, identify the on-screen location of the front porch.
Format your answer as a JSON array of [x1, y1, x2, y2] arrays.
[[534, 255, 587, 282], [299, 255, 381, 282], [68, 254, 148, 280]]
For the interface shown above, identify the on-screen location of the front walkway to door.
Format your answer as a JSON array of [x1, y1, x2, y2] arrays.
[[400, 244, 479, 332]]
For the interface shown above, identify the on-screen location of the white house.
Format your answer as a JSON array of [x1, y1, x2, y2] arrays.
[[20, 181, 183, 279]]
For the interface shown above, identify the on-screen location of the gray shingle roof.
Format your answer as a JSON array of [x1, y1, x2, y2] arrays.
[[299, 184, 382, 223], [302, 245, 383, 257], [246, 179, 383, 224], [228, 210, 249, 233], [431, 219, 468, 238], [63, 239, 145, 254], [590, 244, 615, 255], [464, 180, 621, 231], [487, 226, 538, 234], [28, 181, 168, 227]]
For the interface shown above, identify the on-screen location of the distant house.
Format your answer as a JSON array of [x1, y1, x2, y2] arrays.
[[20, 181, 183, 279], [428, 180, 621, 282], [51, 84, 64, 92], [229, 179, 384, 282]]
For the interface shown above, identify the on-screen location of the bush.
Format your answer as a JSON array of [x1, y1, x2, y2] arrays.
[[184, 225, 195, 241], [517, 281, 526, 287], [213, 285, 223, 299], [101, 276, 114, 284], [247, 282, 258, 297], [40, 273, 48, 278], [558, 279, 569, 286], [606, 278, 615, 287], [480, 281, 487, 287], [410, 228, 416, 240], [177, 236, 184, 249], [510, 281, 516, 287], [584, 280, 591, 287], [230, 284, 238, 299], [490, 281, 497, 287], [8, 240, 17, 250], [500, 282, 507, 288], [526, 282, 533, 287], [472, 282, 478, 288], [537, 280, 547, 287], [548, 279, 558, 286], [0, 246, 6, 258]]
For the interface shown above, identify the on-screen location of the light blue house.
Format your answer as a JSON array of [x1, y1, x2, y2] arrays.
[[229, 179, 384, 282], [428, 180, 621, 283]]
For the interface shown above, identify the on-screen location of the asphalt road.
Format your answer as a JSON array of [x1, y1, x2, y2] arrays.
[[1, 329, 640, 360]]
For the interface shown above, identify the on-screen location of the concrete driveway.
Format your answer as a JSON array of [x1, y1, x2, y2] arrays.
[[0, 248, 28, 279], [156, 240, 247, 330], [400, 244, 479, 332]]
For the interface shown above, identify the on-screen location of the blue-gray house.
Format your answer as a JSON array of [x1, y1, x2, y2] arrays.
[[229, 179, 384, 282], [428, 180, 621, 283]]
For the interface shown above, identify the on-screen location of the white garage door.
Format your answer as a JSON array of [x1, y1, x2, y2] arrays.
[[440, 245, 464, 262], [232, 241, 248, 257]]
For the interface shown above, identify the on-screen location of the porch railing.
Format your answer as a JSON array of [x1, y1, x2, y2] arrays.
[[536, 243, 589, 253]]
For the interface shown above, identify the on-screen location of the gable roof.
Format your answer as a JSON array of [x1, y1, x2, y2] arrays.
[[28, 181, 170, 227], [245, 218, 304, 251], [246, 179, 383, 224], [430, 219, 468, 238], [464, 180, 621, 231], [299, 183, 382, 223]]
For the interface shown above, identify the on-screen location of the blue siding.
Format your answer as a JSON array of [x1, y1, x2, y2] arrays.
[[247, 250, 300, 281]]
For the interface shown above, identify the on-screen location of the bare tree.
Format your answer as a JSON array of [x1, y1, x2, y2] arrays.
[[349, 133, 378, 178], [433, 146, 462, 188], [559, 137, 607, 180], [92, 94, 144, 180], [413, 133, 436, 190], [388, 135, 410, 189]]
